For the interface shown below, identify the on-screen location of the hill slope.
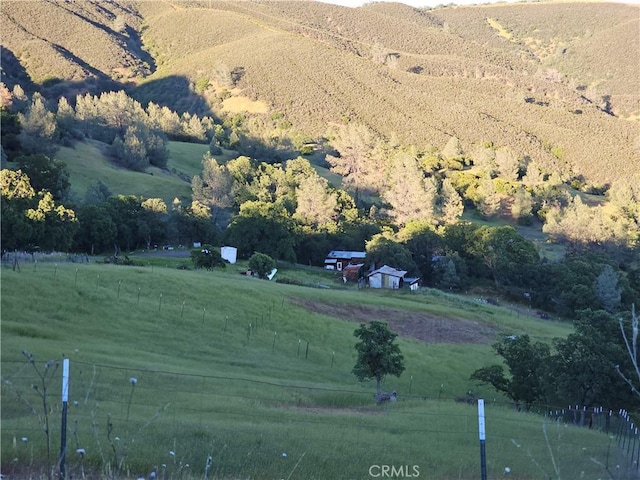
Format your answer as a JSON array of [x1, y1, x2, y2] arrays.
[[1, 0, 638, 186], [3, 260, 620, 479]]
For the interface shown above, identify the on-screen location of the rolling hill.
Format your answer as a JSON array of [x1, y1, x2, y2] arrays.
[[1, 0, 638, 188], [1, 258, 625, 479]]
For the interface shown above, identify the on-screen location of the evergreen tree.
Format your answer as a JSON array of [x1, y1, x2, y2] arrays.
[[440, 257, 461, 291], [441, 136, 463, 161], [294, 174, 339, 229], [84, 180, 112, 205], [511, 187, 534, 225], [56, 96, 77, 142], [478, 174, 501, 218], [326, 122, 383, 203], [494, 148, 520, 182], [382, 152, 437, 226], [17, 93, 58, 157], [112, 125, 148, 171], [440, 178, 464, 224], [594, 265, 622, 313]]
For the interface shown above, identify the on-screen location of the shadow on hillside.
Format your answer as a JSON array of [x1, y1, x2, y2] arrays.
[[131, 75, 214, 116], [50, 1, 156, 76], [0, 48, 36, 92]]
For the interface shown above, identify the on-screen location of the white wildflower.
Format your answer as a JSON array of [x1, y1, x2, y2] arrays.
[[130, 377, 137, 385]]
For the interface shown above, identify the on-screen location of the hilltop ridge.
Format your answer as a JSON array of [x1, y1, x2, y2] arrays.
[[1, 0, 638, 185]]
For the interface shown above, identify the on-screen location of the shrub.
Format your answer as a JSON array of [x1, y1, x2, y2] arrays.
[[191, 245, 226, 270], [248, 252, 276, 279]]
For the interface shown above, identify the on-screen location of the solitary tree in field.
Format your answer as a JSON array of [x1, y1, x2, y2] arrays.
[[352, 321, 405, 402]]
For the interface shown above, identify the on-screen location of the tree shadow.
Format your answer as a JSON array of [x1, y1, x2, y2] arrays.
[[0, 48, 36, 93], [131, 75, 214, 117]]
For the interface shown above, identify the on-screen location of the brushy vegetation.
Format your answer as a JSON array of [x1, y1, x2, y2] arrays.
[[1, 0, 638, 186], [2, 260, 626, 479]]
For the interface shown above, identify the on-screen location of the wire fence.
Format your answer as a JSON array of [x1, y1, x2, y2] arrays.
[[2, 357, 638, 480], [2, 259, 639, 479]]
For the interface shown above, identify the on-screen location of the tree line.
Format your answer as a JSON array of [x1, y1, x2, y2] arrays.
[[471, 307, 639, 414]]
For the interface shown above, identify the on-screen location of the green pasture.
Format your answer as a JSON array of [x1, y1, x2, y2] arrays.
[[1, 260, 618, 479], [56, 140, 229, 205], [167, 142, 239, 178]]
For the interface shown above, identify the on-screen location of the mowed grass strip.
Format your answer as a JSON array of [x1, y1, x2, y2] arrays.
[[1, 262, 611, 479]]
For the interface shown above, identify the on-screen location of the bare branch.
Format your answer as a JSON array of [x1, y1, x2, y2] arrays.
[[618, 304, 640, 397]]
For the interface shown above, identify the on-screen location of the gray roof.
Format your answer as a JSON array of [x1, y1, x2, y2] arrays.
[[367, 265, 407, 278], [326, 250, 367, 260]]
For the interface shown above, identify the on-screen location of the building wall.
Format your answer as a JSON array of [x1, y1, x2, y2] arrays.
[[369, 273, 383, 288], [369, 273, 402, 289], [385, 275, 401, 289]]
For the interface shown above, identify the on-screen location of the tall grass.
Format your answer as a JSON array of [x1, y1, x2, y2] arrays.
[[2, 261, 616, 479]]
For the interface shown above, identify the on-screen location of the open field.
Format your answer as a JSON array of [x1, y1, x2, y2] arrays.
[[2, 259, 627, 479]]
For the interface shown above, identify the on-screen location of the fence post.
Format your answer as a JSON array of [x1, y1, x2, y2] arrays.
[[636, 427, 640, 472], [478, 399, 487, 480], [59, 358, 70, 480]]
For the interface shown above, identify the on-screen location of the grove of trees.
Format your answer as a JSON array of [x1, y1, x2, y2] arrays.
[[471, 308, 638, 413]]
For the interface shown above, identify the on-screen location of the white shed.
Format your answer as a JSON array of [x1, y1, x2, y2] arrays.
[[367, 265, 407, 289], [220, 246, 237, 264]]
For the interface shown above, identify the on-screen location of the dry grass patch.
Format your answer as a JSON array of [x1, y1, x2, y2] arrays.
[[291, 298, 500, 344], [222, 95, 270, 114]]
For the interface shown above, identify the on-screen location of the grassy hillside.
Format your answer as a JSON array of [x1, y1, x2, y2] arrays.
[[56, 140, 222, 204], [1, 259, 624, 479], [0, 0, 148, 84], [2, 1, 638, 187]]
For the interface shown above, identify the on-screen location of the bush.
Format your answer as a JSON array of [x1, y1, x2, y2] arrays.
[[191, 245, 226, 270], [248, 252, 276, 279]]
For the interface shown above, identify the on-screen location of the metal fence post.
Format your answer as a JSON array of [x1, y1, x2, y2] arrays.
[[59, 358, 70, 479]]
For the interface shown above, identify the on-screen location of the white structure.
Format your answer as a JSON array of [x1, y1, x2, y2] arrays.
[[220, 246, 237, 264], [267, 268, 278, 280], [367, 265, 407, 289]]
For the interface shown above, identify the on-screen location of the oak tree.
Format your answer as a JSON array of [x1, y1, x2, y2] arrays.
[[352, 321, 405, 402]]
